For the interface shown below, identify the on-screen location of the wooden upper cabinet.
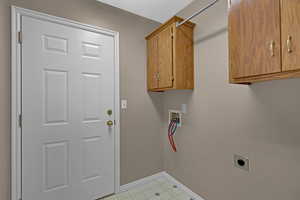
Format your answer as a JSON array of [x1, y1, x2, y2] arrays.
[[281, 0, 300, 71], [146, 17, 195, 91], [229, 0, 300, 84], [229, 0, 281, 80]]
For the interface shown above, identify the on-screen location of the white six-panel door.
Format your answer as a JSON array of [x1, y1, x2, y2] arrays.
[[22, 15, 115, 200]]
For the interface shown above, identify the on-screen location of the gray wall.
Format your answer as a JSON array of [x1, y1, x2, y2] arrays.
[[0, 0, 163, 200], [163, 0, 300, 200]]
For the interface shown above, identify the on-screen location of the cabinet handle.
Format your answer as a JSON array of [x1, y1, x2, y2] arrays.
[[154, 72, 160, 81], [269, 40, 275, 57], [287, 36, 292, 53], [157, 72, 160, 81]]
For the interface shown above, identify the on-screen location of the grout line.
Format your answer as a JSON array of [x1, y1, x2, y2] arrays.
[[118, 171, 206, 200], [119, 172, 166, 192], [162, 172, 205, 200]]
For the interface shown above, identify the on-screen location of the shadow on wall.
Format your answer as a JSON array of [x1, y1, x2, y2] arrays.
[[248, 79, 300, 147], [195, 26, 227, 44], [148, 92, 165, 122]]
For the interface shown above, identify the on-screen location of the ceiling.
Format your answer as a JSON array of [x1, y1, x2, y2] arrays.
[[96, 0, 194, 22]]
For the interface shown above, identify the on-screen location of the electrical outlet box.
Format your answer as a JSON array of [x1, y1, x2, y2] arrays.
[[169, 110, 182, 127]]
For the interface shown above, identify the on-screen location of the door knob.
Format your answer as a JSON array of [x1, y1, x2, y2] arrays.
[[107, 109, 113, 116], [107, 120, 114, 126]]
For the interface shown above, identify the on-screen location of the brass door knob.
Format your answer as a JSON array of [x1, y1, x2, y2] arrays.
[[107, 120, 114, 126]]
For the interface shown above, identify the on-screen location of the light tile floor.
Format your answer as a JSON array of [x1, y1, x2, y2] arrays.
[[102, 177, 194, 200]]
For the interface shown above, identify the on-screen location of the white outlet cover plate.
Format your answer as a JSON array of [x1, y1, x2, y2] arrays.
[[121, 99, 127, 109]]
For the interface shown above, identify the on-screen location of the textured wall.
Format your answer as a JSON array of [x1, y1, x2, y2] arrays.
[[0, 1, 163, 199], [163, 0, 300, 200]]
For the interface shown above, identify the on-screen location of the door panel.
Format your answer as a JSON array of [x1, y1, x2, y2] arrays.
[[44, 70, 68, 123], [158, 26, 173, 88], [281, 0, 300, 71], [43, 141, 69, 191], [229, 0, 281, 78], [147, 36, 159, 89], [22, 16, 115, 200]]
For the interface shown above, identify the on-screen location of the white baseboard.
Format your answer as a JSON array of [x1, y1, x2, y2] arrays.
[[119, 171, 205, 200]]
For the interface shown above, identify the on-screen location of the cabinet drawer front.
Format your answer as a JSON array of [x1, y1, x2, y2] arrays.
[[229, 0, 281, 78]]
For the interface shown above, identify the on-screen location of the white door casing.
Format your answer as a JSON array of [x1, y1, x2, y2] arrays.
[[11, 7, 120, 200]]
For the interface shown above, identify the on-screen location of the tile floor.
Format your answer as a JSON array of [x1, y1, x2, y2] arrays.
[[102, 177, 194, 200]]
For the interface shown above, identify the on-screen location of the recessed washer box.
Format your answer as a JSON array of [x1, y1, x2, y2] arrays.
[[168, 110, 182, 127]]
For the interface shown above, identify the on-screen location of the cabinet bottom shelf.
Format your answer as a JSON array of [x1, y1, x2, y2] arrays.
[[148, 87, 194, 92], [230, 69, 300, 84]]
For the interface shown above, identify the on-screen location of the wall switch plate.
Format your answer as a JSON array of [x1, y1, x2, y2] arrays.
[[234, 154, 250, 172], [121, 99, 127, 109]]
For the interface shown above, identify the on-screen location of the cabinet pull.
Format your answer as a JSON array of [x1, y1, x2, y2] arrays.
[[287, 36, 292, 53], [269, 40, 275, 57], [154, 72, 159, 81]]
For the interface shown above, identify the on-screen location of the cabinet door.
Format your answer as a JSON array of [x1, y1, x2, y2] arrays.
[[147, 36, 159, 90], [229, 0, 281, 78], [158, 26, 173, 88], [281, 0, 300, 71]]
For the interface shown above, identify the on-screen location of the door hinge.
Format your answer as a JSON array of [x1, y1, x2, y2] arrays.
[[18, 31, 22, 44], [18, 114, 22, 128], [228, 0, 232, 8]]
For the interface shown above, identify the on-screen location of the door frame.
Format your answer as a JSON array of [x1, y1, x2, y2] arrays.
[[11, 6, 121, 200]]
